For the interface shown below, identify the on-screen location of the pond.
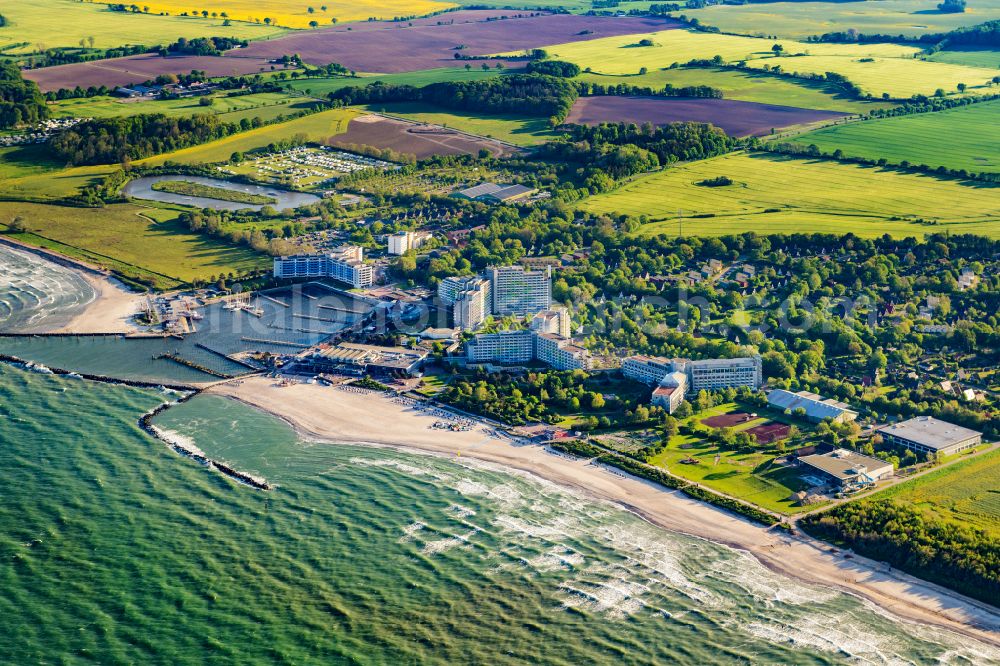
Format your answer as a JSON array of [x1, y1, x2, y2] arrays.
[[122, 175, 321, 211]]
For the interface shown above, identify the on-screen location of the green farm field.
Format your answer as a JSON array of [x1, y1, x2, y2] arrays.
[[287, 68, 508, 97], [679, 0, 1000, 40], [875, 446, 1000, 536], [789, 99, 1000, 174], [579, 153, 1000, 238], [363, 102, 556, 146], [50, 92, 318, 123], [578, 68, 891, 113], [522, 29, 997, 98], [0, 202, 266, 288], [139, 107, 359, 165], [925, 49, 1000, 69], [0, 0, 284, 54]]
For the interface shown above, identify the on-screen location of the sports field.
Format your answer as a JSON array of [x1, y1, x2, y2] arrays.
[[0, 202, 265, 288], [0, 0, 283, 54], [876, 447, 1000, 536], [364, 102, 556, 146], [578, 153, 1000, 238], [139, 107, 359, 165], [522, 29, 998, 98], [104, 0, 455, 29], [578, 68, 888, 113], [679, 0, 1000, 40], [789, 100, 1000, 174]]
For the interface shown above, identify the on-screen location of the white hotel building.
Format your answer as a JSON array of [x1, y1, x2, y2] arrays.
[[273, 246, 374, 289], [487, 265, 552, 315]]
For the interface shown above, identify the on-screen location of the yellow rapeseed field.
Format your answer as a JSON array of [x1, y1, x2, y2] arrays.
[[96, 0, 456, 29]]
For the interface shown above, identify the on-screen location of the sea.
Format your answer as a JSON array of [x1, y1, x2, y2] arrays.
[[1, 362, 998, 665], [0, 244, 96, 333]]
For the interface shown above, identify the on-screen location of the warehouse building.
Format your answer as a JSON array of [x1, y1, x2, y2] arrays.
[[877, 417, 982, 457]]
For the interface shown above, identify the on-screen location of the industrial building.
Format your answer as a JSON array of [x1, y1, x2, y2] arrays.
[[273, 246, 374, 288], [877, 417, 982, 456], [798, 449, 894, 490], [767, 389, 858, 423]]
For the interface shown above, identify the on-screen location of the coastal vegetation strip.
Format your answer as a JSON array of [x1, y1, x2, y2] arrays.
[[150, 179, 277, 205], [550, 439, 781, 527]]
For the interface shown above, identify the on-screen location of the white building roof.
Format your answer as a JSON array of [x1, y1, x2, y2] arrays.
[[877, 417, 982, 451]]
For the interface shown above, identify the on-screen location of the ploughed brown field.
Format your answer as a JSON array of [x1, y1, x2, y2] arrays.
[[24, 11, 679, 91], [565, 96, 850, 136], [745, 422, 791, 444], [235, 12, 679, 73], [327, 113, 520, 159], [701, 412, 756, 428], [24, 54, 289, 92]]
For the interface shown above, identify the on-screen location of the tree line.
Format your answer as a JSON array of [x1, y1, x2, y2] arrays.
[[0, 62, 49, 129], [801, 500, 1000, 607], [160, 36, 248, 57]]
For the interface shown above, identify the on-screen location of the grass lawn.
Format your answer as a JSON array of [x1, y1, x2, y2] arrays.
[[578, 68, 891, 114], [117, 0, 454, 29], [788, 99, 1000, 174], [513, 28, 997, 98], [874, 446, 1000, 537], [579, 152, 1000, 238], [361, 102, 556, 147], [678, 0, 1000, 40], [647, 402, 820, 515], [139, 107, 359, 165], [0, 201, 266, 289], [0, 0, 284, 54], [287, 68, 509, 97]]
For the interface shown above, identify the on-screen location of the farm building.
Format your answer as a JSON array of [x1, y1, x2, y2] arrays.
[[767, 389, 858, 423], [877, 417, 982, 457], [798, 449, 894, 491]]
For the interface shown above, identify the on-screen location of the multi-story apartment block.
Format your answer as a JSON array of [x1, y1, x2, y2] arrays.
[[465, 329, 535, 365], [273, 246, 374, 288], [687, 356, 762, 391], [487, 265, 552, 315], [452, 278, 492, 331], [621, 355, 677, 386], [534, 332, 592, 371], [387, 231, 431, 256]]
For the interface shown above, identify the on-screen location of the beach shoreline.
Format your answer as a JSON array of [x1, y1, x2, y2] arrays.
[[208, 376, 1000, 649], [0, 236, 144, 333]]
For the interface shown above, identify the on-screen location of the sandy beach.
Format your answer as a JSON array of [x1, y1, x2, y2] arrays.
[[210, 376, 1000, 648], [56, 271, 143, 334]]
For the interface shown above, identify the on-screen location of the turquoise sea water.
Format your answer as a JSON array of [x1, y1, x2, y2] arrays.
[[1, 363, 998, 665]]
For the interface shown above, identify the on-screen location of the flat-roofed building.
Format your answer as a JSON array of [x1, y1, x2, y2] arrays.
[[306, 342, 428, 376], [877, 417, 982, 456], [535, 332, 592, 371], [466, 329, 535, 365], [768, 389, 858, 423], [622, 355, 675, 386], [530, 307, 571, 338], [688, 356, 762, 391], [481, 184, 536, 203], [651, 370, 688, 414], [488, 265, 551, 316], [798, 449, 894, 490], [273, 246, 373, 288]]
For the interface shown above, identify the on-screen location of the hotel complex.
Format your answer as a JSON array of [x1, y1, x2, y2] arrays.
[[622, 354, 763, 414], [466, 329, 592, 371], [387, 231, 431, 256], [487, 265, 552, 316], [273, 246, 374, 289]]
